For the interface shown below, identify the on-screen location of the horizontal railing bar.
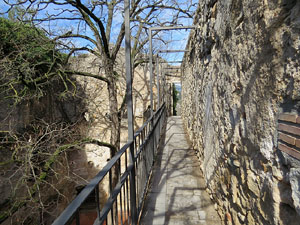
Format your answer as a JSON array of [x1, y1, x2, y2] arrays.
[[134, 117, 152, 138], [134, 103, 165, 138], [135, 108, 164, 160]]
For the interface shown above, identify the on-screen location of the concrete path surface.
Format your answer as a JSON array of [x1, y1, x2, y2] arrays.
[[139, 116, 221, 225]]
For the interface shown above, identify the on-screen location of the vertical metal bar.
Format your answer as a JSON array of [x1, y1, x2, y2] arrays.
[[125, 149, 128, 170], [125, 1, 137, 224], [109, 170, 114, 225], [156, 55, 160, 108], [118, 158, 121, 178], [95, 185, 101, 223], [134, 138, 137, 155], [135, 159, 138, 209], [115, 198, 119, 225], [120, 188, 124, 225], [123, 185, 126, 224], [138, 134, 141, 148], [76, 210, 80, 225], [151, 123, 155, 165], [125, 178, 130, 223], [109, 170, 113, 194], [162, 66, 165, 104], [149, 29, 154, 116]]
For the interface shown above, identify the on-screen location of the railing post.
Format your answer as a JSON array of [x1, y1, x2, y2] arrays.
[[156, 55, 160, 108], [125, 0, 137, 224], [149, 29, 154, 116]]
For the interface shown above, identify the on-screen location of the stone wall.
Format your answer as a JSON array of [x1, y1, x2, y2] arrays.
[[181, 1, 300, 224], [71, 53, 161, 175]]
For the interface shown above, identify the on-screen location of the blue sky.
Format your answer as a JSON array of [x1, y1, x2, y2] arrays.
[[0, 0, 197, 63], [155, 29, 192, 65]]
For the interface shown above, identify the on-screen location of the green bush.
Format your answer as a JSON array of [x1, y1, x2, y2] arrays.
[[0, 17, 65, 101]]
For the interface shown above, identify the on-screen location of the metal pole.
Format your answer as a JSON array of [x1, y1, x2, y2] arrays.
[[161, 61, 182, 63], [158, 49, 189, 53], [150, 25, 196, 31], [165, 67, 181, 69], [149, 31, 154, 116], [124, 0, 133, 142], [162, 65, 165, 104], [124, 0, 137, 224], [156, 55, 160, 108], [132, 59, 182, 64]]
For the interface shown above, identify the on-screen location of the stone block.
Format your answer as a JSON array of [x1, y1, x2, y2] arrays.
[[211, 2, 217, 19], [272, 166, 284, 181], [240, 169, 246, 184], [233, 159, 241, 167], [231, 210, 240, 225], [247, 169, 260, 197], [238, 212, 246, 222], [257, 201, 268, 221], [231, 175, 238, 203], [225, 212, 232, 223], [247, 212, 255, 225], [240, 193, 250, 210], [221, 182, 229, 196]]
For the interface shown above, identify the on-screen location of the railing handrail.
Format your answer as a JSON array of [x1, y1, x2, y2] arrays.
[[52, 103, 166, 225], [133, 104, 164, 138]]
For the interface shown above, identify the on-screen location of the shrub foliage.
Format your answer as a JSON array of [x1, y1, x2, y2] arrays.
[[0, 17, 65, 102]]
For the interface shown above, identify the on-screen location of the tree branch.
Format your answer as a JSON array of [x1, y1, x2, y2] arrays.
[[54, 32, 98, 47], [82, 138, 117, 153], [74, 0, 110, 57], [64, 70, 110, 84]]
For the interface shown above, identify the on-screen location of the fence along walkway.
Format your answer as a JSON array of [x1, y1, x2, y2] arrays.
[[52, 104, 167, 225], [140, 116, 221, 225], [52, 106, 221, 225]]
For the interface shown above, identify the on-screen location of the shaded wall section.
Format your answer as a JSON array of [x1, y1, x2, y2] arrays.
[[181, 1, 300, 224]]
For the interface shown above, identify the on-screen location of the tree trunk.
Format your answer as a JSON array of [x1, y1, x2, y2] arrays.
[[105, 59, 120, 188]]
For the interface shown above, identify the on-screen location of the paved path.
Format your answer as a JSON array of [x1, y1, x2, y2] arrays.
[[140, 116, 221, 225]]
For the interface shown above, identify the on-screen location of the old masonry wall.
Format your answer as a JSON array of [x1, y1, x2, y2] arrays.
[[182, 1, 300, 225]]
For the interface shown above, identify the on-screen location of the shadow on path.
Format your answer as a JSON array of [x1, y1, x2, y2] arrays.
[[139, 117, 222, 225]]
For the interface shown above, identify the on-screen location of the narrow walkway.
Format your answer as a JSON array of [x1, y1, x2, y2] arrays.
[[140, 116, 221, 225]]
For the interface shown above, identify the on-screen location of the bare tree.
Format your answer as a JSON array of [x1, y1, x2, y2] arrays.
[[2, 0, 195, 151]]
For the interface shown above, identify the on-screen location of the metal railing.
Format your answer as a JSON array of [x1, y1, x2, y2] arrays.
[[52, 103, 166, 225]]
